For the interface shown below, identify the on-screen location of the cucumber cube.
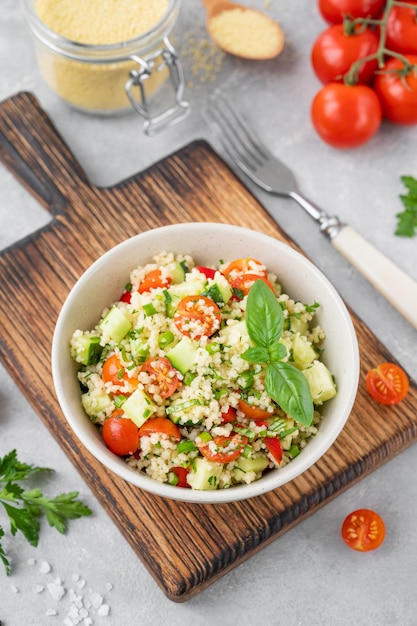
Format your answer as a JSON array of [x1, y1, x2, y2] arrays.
[[166, 337, 197, 375], [99, 306, 132, 343], [302, 361, 337, 405], [188, 457, 223, 490], [123, 389, 156, 427]]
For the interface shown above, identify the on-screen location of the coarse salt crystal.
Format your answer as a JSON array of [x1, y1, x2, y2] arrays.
[[83, 619, 93, 626], [35, 584, 44, 593], [40, 560, 51, 574], [11, 584, 19, 593], [27, 558, 36, 566], [97, 604, 110, 617], [90, 592, 103, 608], [77, 577, 86, 589], [45, 608, 57, 617], [47, 581, 66, 601], [105, 582, 113, 591]]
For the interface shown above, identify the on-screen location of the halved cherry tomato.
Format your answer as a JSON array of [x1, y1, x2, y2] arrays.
[[102, 354, 139, 392], [231, 274, 275, 297], [238, 398, 273, 421], [220, 406, 237, 423], [174, 295, 221, 339], [197, 432, 248, 463], [223, 258, 267, 281], [138, 269, 171, 294], [196, 266, 217, 279], [318, 0, 385, 24], [138, 416, 181, 441], [264, 437, 283, 465], [366, 362, 409, 405], [140, 356, 180, 399], [169, 466, 191, 488], [341, 508, 386, 551], [102, 410, 140, 456]]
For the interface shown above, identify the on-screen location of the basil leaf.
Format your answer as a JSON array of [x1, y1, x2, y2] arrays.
[[265, 361, 314, 426], [246, 280, 283, 348], [268, 342, 287, 362], [242, 347, 269, 363]]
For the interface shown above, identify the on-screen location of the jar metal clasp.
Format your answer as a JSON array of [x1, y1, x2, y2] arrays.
[[126, 37, 190, 135]]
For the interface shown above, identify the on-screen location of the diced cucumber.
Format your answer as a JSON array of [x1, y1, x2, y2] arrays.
[[302, 360, 337, 405], [170, 277, 206, 299], [188, 457, 223, 490], [99, 306, 132, 343], [122, 389, 156, 427], [288, 315, 309, 335], [235, 453, 269, 474], [291, 334, 317, 370], [166, 399, 202, 425], [166, 337, 197, 375], [71, 333, 102, 366], [213, 274, 233, 304], [166, 262, 186, 285], [165, 293, 181, 318], [81, 390, 113, 421], [219, 320, 252, 345]]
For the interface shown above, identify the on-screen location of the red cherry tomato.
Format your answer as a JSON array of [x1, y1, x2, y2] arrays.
[[385, 1, 417, 55], [238, 398, 273, 421], [223, 258, 267, 280], [311, 24, 379, 85], [264, 437, 283, 465], [311, 82, 382, 148], [102, 410, 140, 456], [102, 354, 139, 392], [140, 356, 181, 399], [373, 56, 417, 125], [138, 269, 171, 294], [230, 274, 275, 297], [138, 416, 181, 441], [197, 433, 248, 463], [196, 265, 217, 279], [174, 295, 221, 339], [220, 406, 237, 423], [341, 509, 386, 551], [120, 290, 132, 303], [366, 362, 409, 405], [318, 0, 385, 24], [169, 466, 191, 488]]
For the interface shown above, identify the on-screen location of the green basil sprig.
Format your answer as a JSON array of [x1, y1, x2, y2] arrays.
[[242, 280, 314, 427]]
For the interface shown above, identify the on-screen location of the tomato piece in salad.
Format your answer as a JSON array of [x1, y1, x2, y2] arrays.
[[102, 410, 140, 456], [174, 295, 221, 340], [196, 265, 217, 279], [168, 466, 191, 488], [231, 273, 275, 297], [366, 362, 409, 405], [138, 269, 171, 294], [138, 416, 181, 441], [238, 398, 274, 421], [197, 432, 248, 463], [341, 508, 386, 552], [223, 258, 268, 281], [264, 437, 283, 464], [102, 354, 139, 392], [220, 406, 237, 423], [140, 356, 181, 399]]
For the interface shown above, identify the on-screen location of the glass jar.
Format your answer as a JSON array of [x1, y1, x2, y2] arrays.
[[21, 0, 190, 134]]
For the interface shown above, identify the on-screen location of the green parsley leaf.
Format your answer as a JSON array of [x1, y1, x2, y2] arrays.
[[395, 175, 417, 237], [0, 450, 92, 575]]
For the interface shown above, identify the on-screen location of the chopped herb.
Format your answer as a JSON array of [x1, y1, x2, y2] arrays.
[[177, 440, 197, 454], [304, 301, 320, 314], [395, 175, 417, 237], [143, 303, 157, 316], [0, 450, 92, 576]]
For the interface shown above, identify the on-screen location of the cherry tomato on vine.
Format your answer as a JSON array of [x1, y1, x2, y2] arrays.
[[102, 410, 140, 456], [138, 416, 182, 441], [140, 356, 181, 399], [341, 509, 386, 551], [311, 24, 379, 85], [138, 269, 171, 294], [318, 0, 385, 24], [384, 0, 417, 55], [174, 295, 221, 339], [366, 362, 409, 405], [197, 432, 248, 463], [311, 82, 382, 148], [373, 56, 417, 125]]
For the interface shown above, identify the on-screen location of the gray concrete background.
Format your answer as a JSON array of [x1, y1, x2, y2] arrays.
[[1, 0, 417, 624]]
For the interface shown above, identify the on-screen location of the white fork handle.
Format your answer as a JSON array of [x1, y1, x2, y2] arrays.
[[331, 225, 417, 330]]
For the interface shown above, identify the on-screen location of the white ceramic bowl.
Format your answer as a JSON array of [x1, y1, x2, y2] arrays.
[[52, 223, 359, 504]]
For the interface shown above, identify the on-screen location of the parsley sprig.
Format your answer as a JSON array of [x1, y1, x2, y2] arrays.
[[242, 280, 314, 427], [395, 176, 417, 238], [0, 450, 92, 575]]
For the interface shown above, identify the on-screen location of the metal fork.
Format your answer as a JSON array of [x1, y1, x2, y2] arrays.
[[202, 97, 417, 331]]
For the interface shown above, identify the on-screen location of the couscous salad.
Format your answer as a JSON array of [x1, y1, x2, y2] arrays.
[[70, 253, 337, 490]]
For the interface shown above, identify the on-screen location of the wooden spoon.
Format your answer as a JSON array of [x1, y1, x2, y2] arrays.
[[201, 0, 284, 60]]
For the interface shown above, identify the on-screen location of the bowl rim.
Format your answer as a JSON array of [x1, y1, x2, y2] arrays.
[[52, 223, 360, 504]]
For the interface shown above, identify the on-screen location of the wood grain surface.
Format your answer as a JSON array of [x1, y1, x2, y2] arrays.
[[1, 92, 416, 602]]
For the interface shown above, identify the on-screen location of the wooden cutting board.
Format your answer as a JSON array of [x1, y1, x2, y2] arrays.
[[1, 92, 416, 602]]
